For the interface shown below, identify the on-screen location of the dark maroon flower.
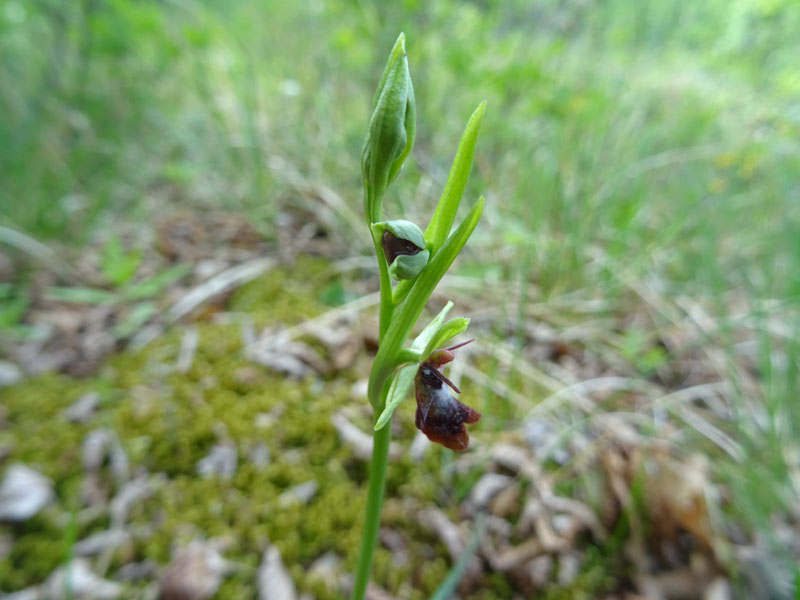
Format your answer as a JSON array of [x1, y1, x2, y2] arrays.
[[414, 340, 481, 451]]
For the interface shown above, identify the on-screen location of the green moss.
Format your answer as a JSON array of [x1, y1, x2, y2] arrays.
[[0, 260, 611, 597], [228, 255, 333, 328], [540, 563, 615, 600], [0, 514, 69, 590]]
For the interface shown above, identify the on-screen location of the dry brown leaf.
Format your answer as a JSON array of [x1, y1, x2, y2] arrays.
[[331, 412, 401, 461], [109, 475, 163, 529], [278, 481, 318, 507], [419, 508, 482, 580], [63, 392, 100, 423], [81, 428, 130, 508], [43, 559, 122, 599], [468, 473, 514, 512], [246, 327, 328, 378], [257, 544, 297, 600], [648, 453, 716, 554], [0, 464, 53, 523], [308, 552, 342, 587], [0, 360, 23, 388], [159, 542, 229, 600], [378, 529, 408, 567], [489, 484, 521, 519], [74, 529, 131, 557]]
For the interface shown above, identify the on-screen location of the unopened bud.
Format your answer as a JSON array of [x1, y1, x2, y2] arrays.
[[362, 34, 416, 224]]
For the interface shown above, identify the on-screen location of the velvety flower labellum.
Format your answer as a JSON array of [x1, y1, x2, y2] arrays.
[[414, 340, 481, 451]]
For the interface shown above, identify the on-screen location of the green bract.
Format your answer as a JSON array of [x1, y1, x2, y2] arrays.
[[390, 101, 486, 306], [361, 33, 416, 225]]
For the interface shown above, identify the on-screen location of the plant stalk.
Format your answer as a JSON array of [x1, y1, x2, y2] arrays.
[[372, 233, 393, 340], [351, 227, 396, 600], [351, 381, 392, 600]]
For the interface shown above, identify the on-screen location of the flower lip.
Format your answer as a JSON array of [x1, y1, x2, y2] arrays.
[[414, 340, 481, 451]]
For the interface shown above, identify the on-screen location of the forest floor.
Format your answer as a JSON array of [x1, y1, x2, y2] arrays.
[[1, 207, 796, 599]]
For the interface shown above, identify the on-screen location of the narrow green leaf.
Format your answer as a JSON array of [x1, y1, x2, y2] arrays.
[[0, 293, 29, 327], [396, 348, 422, 364], [45, 286, 118, 305], [374, 364, 417, 430], [113, 301, 156, 339], [100, 234, 141, 287], [430, 513, 486, 600], [427, 317, 470, 356], [418, 197, 485, 297], [0, 283, 15, 299], [410, 301, 454, 352], [425, 101, 486, 251], [393, 101, 485, 304], [122, 264, 190, 300]]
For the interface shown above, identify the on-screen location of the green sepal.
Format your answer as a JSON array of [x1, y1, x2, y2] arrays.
[[428, 317, 470, 355], [388, 250, 429, 280], [374, 364, 417, 431], [410, 301, 454, 352], [373, 220, 426, 249]]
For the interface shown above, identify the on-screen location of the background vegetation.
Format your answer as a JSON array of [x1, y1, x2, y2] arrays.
[[1, 0, 798, 597]]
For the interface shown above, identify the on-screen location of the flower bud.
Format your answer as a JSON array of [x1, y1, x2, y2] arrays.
[[362, 34, 416, 224], [377, 219, 429, 281]]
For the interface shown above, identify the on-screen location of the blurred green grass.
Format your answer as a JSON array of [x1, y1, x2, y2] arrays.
[[1, 0, 799, 582], [2, 1, 798, 295]]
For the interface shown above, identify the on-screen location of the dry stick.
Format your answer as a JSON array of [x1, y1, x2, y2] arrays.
[[167, 257, 277, 323]]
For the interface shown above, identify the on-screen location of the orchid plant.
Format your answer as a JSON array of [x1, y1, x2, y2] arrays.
[[352, 33, 486, 598]]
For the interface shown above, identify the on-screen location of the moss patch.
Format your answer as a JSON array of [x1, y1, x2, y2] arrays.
[[0, 258, 608, 598]]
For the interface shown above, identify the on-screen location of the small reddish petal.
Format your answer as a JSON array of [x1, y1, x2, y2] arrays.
[[426, 349, 455, 368]]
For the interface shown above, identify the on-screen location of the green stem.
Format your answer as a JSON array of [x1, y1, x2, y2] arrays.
[[351, 382, 391, 600], [373, 233, 393, 340], [352, 225, 395, 600]]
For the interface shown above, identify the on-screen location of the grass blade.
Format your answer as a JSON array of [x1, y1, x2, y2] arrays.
[[430, 512, 486, 600]]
